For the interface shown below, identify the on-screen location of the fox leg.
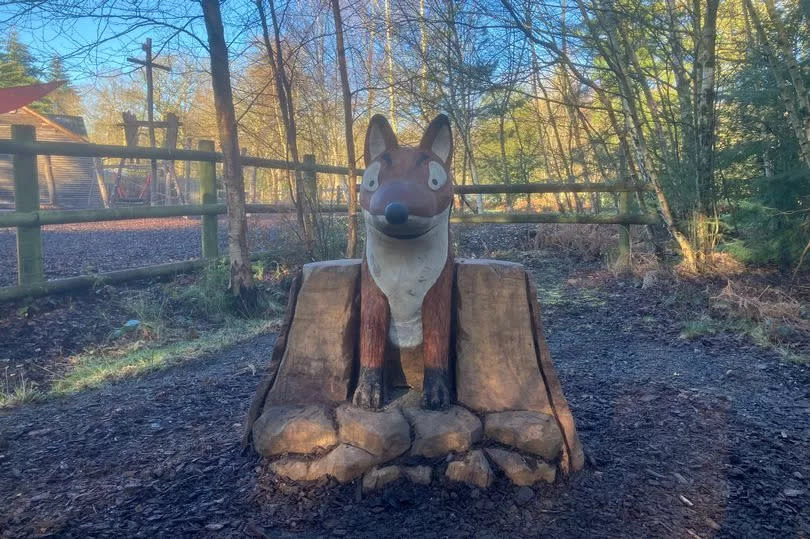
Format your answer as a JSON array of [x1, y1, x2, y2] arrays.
[[354, 260, 389, 409], [421, 256, 454, 410]]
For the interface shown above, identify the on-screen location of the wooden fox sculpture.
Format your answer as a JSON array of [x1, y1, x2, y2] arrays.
[[353, 114, 455, 410]]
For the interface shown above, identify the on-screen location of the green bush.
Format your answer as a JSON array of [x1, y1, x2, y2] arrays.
[[725, 168, 810, 269]]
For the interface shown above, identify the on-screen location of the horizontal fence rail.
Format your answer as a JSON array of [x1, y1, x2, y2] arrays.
[[451, 212, 659, 225], [0, 126, 659, 301], [0, 139, 354, 176], [0, 260, 205, 302], [0, 204, 348, 228], [0, 139, 656, 194], [454, 183, 651, 194]]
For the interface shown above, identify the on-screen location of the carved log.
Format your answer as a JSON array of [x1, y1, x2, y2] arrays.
[[245, 258, 584, 477]]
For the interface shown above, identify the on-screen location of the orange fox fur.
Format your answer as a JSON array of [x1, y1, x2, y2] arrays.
[[354, 114, 454, 410]]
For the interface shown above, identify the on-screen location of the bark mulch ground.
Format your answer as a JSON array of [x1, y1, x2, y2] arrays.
[[0, 216, 294, 287], [0, 216, 296, 391], [1, 238, 809, 537]]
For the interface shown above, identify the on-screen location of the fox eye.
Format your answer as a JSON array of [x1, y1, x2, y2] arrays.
[[428, 161, 447, 191], [362, 162, 381, 192]]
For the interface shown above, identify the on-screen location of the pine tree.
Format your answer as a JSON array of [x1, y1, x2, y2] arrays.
[[0, 32, 39, 88], [0, 31, 53, 112], [49, 56, 82, 116]]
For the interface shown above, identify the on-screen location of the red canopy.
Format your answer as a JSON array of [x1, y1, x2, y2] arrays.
[[0, 81, 66, 115]]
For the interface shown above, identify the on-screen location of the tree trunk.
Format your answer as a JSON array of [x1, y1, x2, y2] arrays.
[[664, 0, 695, 175], [695, 0, 719, 214], [458, 129, 484, 213], [183, 137, 192, 202], [498, 111, 512, 210], [331, 0, 359, 258], [366, 0, 377, 123], [43, 155, 58, 207], [561, 72, 598, 212], [525, 16, 566, 213], [256, 0, 308, 244], [385, 0, 397, 132], [419, 0, 430, 123], [537, 75, 578, 212], [201, 0, 254, 298], [764, 0, 810, 123], [92, 158, 110, 207]]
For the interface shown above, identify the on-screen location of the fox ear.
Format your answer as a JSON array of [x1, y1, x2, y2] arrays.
[[419, 114, 453, 166], [364, 114, 398, 165]]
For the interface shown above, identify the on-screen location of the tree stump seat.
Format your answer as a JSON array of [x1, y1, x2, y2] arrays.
[[244, 258, 584, 489]]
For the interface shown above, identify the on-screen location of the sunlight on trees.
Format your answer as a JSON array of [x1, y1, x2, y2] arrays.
[[1, 0, 809, 271]]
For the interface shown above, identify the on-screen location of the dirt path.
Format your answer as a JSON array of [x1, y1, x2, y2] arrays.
[[2, 252, 810, 538]]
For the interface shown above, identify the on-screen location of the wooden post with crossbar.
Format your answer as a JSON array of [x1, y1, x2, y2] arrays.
[[127, 38, 171, 205]]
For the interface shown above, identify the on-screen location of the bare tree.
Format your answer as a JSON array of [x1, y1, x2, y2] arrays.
[[331, 0, 359, 258], [256, 0, 308, 243], [201, 0, 254, 299]]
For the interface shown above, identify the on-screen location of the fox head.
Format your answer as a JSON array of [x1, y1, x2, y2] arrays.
[[360, 114, 454, 239]]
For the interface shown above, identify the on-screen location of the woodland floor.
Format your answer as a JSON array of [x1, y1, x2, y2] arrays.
[[1, 222, 810, 537]]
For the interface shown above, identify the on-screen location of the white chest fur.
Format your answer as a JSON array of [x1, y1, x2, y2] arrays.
[[365, 208, 450, 348]]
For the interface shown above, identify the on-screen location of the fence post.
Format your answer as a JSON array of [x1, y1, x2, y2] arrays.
[[617, 190, 631, 270], [198, 140, 218, 259], [13, 125, 44, 285], [302, 154, 318, 236]]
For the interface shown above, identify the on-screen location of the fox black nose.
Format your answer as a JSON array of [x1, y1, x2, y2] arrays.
[[384, 202, 409, 225]]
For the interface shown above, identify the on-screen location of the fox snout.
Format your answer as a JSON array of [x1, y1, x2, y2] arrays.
[[367, 179, 441, 219], [384, 202, 408, 225], [363, 179, 447, 238]]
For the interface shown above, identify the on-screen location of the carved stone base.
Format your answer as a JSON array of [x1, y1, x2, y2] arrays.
[[244, 258, 584, 489]]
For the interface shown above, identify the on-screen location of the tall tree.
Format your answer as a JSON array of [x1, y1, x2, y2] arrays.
[[48, 56, 82, 115], [695, 0, 720, 214], [201, 0, 254, 300], [330, 0, 359, 258], [256, 0, 309, 244]]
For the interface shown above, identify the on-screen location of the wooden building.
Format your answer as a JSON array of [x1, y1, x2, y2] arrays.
[[0, 83, 106, 209]]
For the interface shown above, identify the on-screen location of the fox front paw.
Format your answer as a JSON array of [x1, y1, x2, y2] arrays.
[[353, 367, 383, 409], [422, 368, 451, 410]]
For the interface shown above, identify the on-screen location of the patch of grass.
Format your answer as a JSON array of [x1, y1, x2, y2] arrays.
[[167, 259, 288, 321], [780, 350, 810, 365], [50, 317, 278, 397], [129, 294, 170, 340], [680, 317, 717, 339], [1, 372, 43, 408], [680, 306, 810, 364], [168, 259, 233, 321]]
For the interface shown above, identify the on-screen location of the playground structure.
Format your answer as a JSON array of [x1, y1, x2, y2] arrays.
[[107, 38, 186, 207], [109, 110, 186, 206]]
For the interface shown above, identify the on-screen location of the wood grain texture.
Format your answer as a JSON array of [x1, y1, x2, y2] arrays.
[[421, 253, 454, 370], [265, 260, 361, 405], [242, 270, 302, 447], [454, 259, 553, 414], [359, 259, 390, 369], [526, 275, 585, 473]]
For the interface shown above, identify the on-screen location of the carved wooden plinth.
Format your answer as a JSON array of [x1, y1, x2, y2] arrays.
[[244, 259, 584, 489]]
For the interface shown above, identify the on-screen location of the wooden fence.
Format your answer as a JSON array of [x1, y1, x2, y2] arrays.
[[0, 124, 659, 301]]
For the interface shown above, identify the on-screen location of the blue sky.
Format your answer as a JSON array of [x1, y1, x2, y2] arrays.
[[0, 1, 260, 85]]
